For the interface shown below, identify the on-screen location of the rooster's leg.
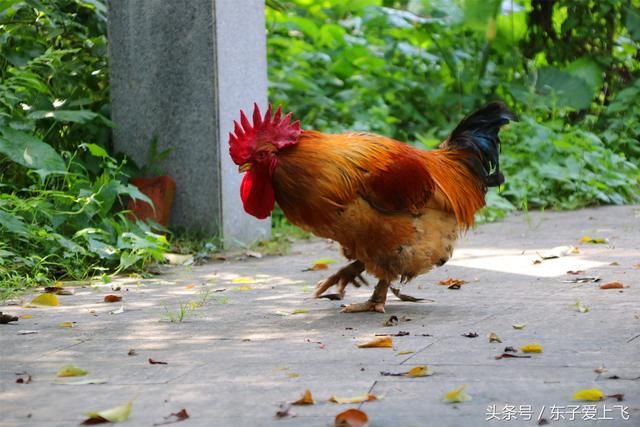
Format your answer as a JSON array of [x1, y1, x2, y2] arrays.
[[341, 279, 390, 313], [313, 260, 367, 300]]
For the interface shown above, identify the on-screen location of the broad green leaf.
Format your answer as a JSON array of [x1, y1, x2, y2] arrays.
[[536, 67, 594, 110], [565, 58, 603, 94], [28, 110, 98, 123], [82, 143, 109, 158], [57, 365, 88, 377], [85, 400, 133, 423], [0, 127, 65, 173], [0, 211, 29, 236]]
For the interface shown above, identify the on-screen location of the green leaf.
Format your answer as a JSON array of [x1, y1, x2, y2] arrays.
[[565, 58, 603, 94], [536, 67, 593, 110], [0, 210, 29, 236], [0, 127, 65, 174], [28, 110, 98, 123], [82, 143, 110, 158]]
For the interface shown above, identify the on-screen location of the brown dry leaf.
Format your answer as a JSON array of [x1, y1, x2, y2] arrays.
[[489, 332, 502, 343], [329, 394, 378, 404], [357, 336, 393, 348], [384, 315, 398, 327], [292, 389, 314, 405], [153, 408, 190, 426], [127, 349, 137, 356], [439, 278, 466, 286], [15, 372, 32, 384], [600, 281, 625, 290], [390, 287, 429, 302], [148, 358, 168, 365], [566, 270, 585, 275], [533, 259, 542, 265], [103, 295, 122, 303], [594, 366, 608, 374], [334, 409, 369, 427]]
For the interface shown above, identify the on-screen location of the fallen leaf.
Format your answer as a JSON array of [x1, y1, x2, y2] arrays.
[[512, 323, 527, 330], [594, 366, 608, 374], [357, 336, 393, 348], [110, 305, 125, 315], [127, 349, 137, 356], [292, 309, 308, 314], [563, 276, 600, 283], [275, 403, 292, 418], [376, 331, 409, 337], [238, 285, 253, 291], [15, 372, 31, 384], [407, 365, 432, 377], [600, 281, 625, 289], [245, 251, 263, 258], [275, 311, 290, 316], [607, 393, 625, 401], [566, 270, 585, 275], [184, 284, 195, 290], [334, 409, 369, 427], [57, 365, 88, 377], [82, 400, 133, 424], [231, 277, 255, 284], [489, 332, 502, 343], [286, 372, 300, 378], [29, 293, 60, 306], [396, 350, 414, 356], [572, 388, 605, 401], [329, 394, 378, 404], [520, 344, 543, 353], [580, 236, 608, 244], [103, 295, 122, 303], [17, 330, 38, 335], [163, 253, 194, 265], [59, 321, 75, 328], [448, 284, 461, 290], [439, 278, 465, 286], [153, 408, 190, 426], [495, 353, 531, 359], [504, 346, 517, 353], [0, 312, 19, 324], [54, 378, 108, 385], [609, 261, 619, 266], [533, 260, 542, 265], [148, 358, 168, 365], [19, 314, 33, 319], [443, 385, 472, 403], [384, 315, 398, 327], [538, 246, 576, 259], [462, 332, 478, 338], [575, 300, 589, 313], [292, 389, 314, 405]]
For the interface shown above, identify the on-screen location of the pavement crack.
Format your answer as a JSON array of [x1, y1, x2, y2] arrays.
[[626, 333, 640, 343]]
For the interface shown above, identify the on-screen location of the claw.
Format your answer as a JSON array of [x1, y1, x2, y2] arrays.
[[341, 301, 385, 313]]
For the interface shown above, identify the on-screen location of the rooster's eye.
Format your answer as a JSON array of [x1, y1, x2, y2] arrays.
[[256, 151, 267, 160]]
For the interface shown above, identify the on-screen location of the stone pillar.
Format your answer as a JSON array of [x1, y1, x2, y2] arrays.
[[107, 0, 270, 245]]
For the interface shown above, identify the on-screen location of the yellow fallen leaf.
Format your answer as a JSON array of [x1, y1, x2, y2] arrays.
[[286, 372, 300, 378], [59, 321, 74, 328], [57, 365, 88, 377], [489, 332, 502, 343], [29, 293, 59, 307], [85, 400, 133, 423], [307, 258, 337, 271], [407, 365, 432, 377], [580, 235, 608, 244], [292, 309, 308, 314], [231, 277, 255, 284], [184, 284, 195, 289], [512, 323, 527, 329], [575, 300, 589, 313], [572, 388, 605, 401], [329, 394, 378, 404], [520, 344, 543, 353], [443, 385, 472, 403], [292, 389, 314, 405], [238, 285, 253, 291], [357, 336, 393, 348], [20, 314, 33, 319], [396, 350, 414, 356]]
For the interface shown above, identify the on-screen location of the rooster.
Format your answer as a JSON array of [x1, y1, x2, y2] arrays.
[[229, 102, 516, 313]]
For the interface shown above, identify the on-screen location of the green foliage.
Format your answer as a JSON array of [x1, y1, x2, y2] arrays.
[[0, 1, 168, 296], [267, 0, 640, 222]]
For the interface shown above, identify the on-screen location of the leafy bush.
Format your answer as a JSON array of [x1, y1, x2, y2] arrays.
[[266, 0, 640, 221]]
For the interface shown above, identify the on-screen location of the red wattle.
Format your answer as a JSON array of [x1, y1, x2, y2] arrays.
[[240, 168, 275, 219]]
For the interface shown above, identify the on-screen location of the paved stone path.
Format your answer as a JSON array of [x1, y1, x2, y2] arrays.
[[2, 206, 639, 426]]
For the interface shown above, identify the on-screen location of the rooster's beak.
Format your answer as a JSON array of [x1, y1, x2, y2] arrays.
[[238, 163, 252, 173]]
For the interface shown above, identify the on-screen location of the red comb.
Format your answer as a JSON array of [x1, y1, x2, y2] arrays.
[[229, 103, 301, 165]]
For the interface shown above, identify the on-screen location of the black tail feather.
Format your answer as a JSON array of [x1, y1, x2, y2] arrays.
[[444, 101, 517, 188]]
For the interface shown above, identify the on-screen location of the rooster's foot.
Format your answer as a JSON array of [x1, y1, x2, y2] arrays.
[[313, 261, 367, 299], [341, 300, 385, 313]]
